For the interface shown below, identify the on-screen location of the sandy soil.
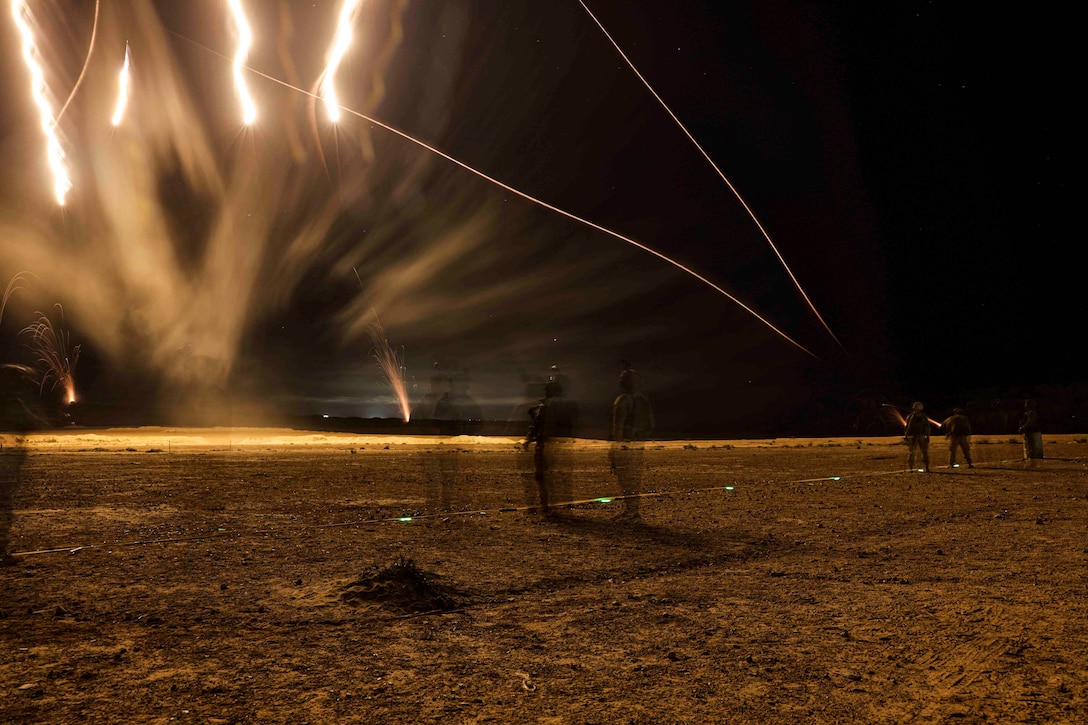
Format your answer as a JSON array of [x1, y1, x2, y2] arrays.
[[2, 428, 1087, 724]]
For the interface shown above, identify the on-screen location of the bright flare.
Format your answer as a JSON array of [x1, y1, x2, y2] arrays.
[[11, 0, 72, 204], [110, 42, 131, 126], [320, 0, 362, 122], [227, 0, 257, 124]]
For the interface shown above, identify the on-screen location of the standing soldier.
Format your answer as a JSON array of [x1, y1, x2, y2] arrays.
[[610, 362, 654, 519], [942, 407, 973, 468], [1018, 399, 1043, 465], [903, 401, 931, 472], [526, 371, 579, 515]]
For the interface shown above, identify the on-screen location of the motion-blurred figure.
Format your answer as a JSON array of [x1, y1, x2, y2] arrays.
[[903, 401, 931, 472], [1018, 399, 1043, 465], [610, 362, 654, 519], [942, 407, 973, 468], [427, 367, 483, 511], [435, 368, 482, 436], [415, 365, 454, 511], [413, 363, 450, 425], [514, 373, 546, 507], [526, 369, 578, 515], [1, 364, 46, 565]]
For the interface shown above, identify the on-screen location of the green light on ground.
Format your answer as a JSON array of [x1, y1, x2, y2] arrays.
[[829, 477, 841, 481], [595, 498, 612, 504], [397, 517, 413, 523], [724, 486, 735, 490]]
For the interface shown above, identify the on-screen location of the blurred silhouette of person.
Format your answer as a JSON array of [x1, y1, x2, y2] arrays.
[[435, 368, 482, 436], [903, 401, 931, 472], [988, 398, 1009, 434], [429, 367, 484, 511], [413, 363, 450, 426], [942, 407, 973, 468], [851, 395, 880, 435], [510, 370, 544, 433], [1018, 399, 1043, 465], [610, 361, 654, 519], [1, 364, 47, 566], [526, 368, 578, 515], [514, 374, 546, 507], [415, 365, 454, 511]]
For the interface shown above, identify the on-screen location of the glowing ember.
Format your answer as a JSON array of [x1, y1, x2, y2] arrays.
[[320, 0, 362, 122], [110, 42, 131, 126], [227, 0, 257, 124], [11, 0, 72, 204]]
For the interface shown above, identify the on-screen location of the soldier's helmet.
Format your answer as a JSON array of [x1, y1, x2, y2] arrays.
[[619, 368, 637, 393], [911, 401, 924, 412]]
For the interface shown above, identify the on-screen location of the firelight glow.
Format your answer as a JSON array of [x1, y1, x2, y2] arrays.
[[320, 0, 362, 122], [227, 0, 257, 124], [110, 42, 131, 126], [11, 0, 72, 205]]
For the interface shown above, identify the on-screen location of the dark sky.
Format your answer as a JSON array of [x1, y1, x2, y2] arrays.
[[0, 1, 1078, 435], [561, 2, 1078, 393]]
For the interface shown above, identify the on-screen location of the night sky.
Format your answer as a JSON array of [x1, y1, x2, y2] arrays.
[[0, 1, 1079, 436]]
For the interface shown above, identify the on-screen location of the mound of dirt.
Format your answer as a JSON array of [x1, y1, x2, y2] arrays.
[[340, 557, 462, 614]]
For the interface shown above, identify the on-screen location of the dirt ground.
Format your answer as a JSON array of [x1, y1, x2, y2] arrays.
[[2, 428, 1087, 724]]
